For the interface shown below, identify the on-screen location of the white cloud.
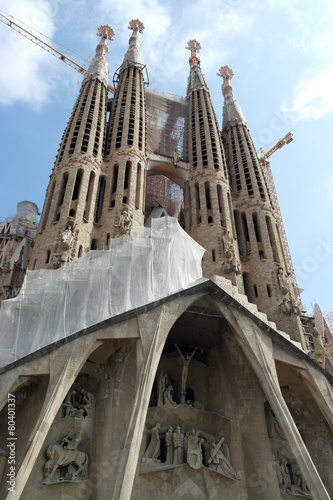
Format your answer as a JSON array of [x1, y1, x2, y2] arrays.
[[0, 0, 60, 108], [280, 65, 333, 121]]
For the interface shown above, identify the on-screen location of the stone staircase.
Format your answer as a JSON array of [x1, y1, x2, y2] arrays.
[[210, 275, 304, 351]]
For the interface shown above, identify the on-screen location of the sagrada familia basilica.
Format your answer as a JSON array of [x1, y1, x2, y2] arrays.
[[0, 19, 332, 500]]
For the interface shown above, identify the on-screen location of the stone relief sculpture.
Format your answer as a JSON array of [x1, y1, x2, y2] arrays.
[[43, 429, 89, 484], [143, 423, 161, 462], [53, 222, 78, 268], [187, 429, 204, 469], [157, 371, 168, 406], [163, 385, 177, 406], [208, 437, 238, 480], [172, 425, 184, 465], [116, 209, 132, 235], [274, 456, 311, 497], [277, 267, 288, 295], [266, 407, 286, 440], [62, 388, 95, 419], [141, 422, 237, 480], [165, 426, 174, 465]]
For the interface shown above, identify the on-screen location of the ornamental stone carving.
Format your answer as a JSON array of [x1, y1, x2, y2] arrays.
[[62, 388, 95, 419], [43, 430, 89, 484]]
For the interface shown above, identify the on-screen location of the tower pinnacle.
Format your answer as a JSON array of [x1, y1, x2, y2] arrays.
[[122, 19, 145, 67], [186, 40, 208, 94], [82, 24, 114, 87], [218, 65, 247, 130]]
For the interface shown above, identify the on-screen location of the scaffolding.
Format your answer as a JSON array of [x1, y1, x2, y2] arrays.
[[146, 88, 189, 161]]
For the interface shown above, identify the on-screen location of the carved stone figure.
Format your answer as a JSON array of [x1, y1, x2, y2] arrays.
[[175, 344, 199, 404], [266, 408, 285, 440], [171, 148, 179, 166], [187, 429, 204, 470], [143, 423, 161, 461], [61, 226, 74, 251], [43, 430, 89, 483], [277, 267, 288, 295], [294, 470, 311, 497], [163, 385, 177, 406], [157, 371, 168, 406], [275, 456, 292, 494], [165, 426, 174, 465], [172, 425, 184, 465], [117, 209, 132, 235], [62, 388, 95, 419], [312, 327, 326, 367], [208, 438, 237, 479]]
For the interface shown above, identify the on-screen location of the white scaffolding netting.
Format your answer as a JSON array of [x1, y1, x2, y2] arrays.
[[0, 218, 205, 368]]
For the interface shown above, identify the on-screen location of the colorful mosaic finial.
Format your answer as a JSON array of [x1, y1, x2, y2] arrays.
[[218, 65, 234, 96], [97, 25, 115, 40], [217, 65, 234, 82], [186, 40, 202, 69], [128, 19, 145, 33]]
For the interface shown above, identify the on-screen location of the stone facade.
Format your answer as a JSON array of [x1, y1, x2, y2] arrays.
[[0, 21, 332, 500]]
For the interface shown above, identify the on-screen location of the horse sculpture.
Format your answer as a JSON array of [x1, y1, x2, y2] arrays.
[[43, 432, 88, 483]]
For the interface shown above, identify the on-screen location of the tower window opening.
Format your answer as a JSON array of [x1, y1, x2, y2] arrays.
[[195, 183, 201, 225], [265, 216, 280, 263], [243, 272, 255, 303], [106, 234, 110, 248], [205, 182, 211, 210], [72, 169, 83, 201], [91, 239, 97, 250], [241, 213, 250, 242], [252, 213, 262, 242], [83, 171, 95, 221], [41, 181, 55, 230], [124, 161, 131, 190], [78, 245, 83, 258], [69, 209, 75, 218], [267, 285, 271, 297], [110, 164, 119, 208], [45, 250, 51, 264], [254, 284, 258, 297], [53, 172, 68, 222], [135, 163, 142, 209], [94, 175, 106, 223], [212, 249, 216, 261]]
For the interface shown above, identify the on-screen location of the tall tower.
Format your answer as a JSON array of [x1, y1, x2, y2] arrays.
[[220, 66, 304, 344], [29, 25, 115, 270], [183, 41, 242, 288], [101, 19, 147, 241]]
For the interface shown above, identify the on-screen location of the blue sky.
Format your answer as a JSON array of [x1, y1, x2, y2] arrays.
[[0, 0, 332, 317]]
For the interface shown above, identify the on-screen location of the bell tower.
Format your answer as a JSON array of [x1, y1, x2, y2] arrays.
[[183, 41, 242, 288], [220, 66, 304, 345], [99, 19, 147, 241], [29, 25, 114, 269]]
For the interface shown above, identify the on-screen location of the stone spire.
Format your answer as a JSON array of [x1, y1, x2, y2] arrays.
[[82, 25, 115, 87], [186, 40, 208, 95], [121, 19, 144, 68], [218, 66, 247, 130]]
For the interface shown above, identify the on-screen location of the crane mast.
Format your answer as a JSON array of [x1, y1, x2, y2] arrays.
[[259, 133, 303, 308], [0, 12, 115, 93]]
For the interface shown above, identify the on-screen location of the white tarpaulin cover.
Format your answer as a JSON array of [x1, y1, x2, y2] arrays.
[[0, 217, 205, 368]]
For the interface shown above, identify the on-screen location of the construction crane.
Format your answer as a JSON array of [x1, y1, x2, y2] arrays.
[[0, 11, 114, 94], [258, 132, 303, 308]]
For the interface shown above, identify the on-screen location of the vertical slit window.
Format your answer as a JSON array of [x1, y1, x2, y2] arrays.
[[72, 169, 83, 201], [54, 172, 68, 221], [83, 171, 95, 221], [94, 175, 106, 223], [41, 181, 55, 230], [265, 216, 280, 263], [110, 164, 119, 208], [195, 183, 201, 224], [135, 163, 141, 208]]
